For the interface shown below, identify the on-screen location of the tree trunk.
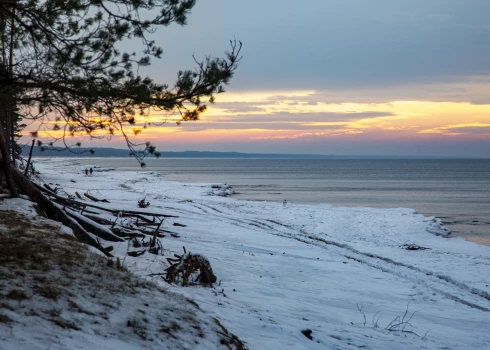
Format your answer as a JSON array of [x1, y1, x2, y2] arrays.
[[8, 5, 16, 164], [0, 122, 18, 197], [24, 139, 35, 176]]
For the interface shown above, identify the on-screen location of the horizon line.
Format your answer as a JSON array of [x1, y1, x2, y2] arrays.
[[27, 147, 489, 159]]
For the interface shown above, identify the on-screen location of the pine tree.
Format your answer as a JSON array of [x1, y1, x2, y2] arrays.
[[0, 1, 241, 255], [0, 0, 241, 170], [0, 0, 241, 198]]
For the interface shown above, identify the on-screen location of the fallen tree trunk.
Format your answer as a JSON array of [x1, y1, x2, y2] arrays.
[[9, 165, 112, 256], [83, 192, 99, 201], [62, 206, 124, 242], [113, 224, 166, 237], [84, 192, 110, 202], [33, 187, 178, 219], [27, 179, 180, 242], [43, 184, 57, 193], [109, 227, 145, 238], [83, 214, 114, 226]]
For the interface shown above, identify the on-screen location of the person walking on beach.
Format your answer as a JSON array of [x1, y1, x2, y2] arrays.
[[85, 168, 88, 176], [89, 167, 93, 176]]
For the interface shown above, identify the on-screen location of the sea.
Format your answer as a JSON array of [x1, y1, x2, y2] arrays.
[[74, 158, 490, 245]]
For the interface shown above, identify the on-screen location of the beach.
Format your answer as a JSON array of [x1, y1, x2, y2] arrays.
[[71, 157, 490, 246], [2, 157, 490, 349]]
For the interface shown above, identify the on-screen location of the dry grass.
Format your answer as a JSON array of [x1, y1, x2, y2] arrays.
[[0, 211, 83, 270], [0, 205, 247, 349], [6, 289, 29, 301], [0, 313, 13, 324], [159, 320, 182, 339], [0, 210, 157, 326], [35, 283, 61, 300], [50, 316, 82, 330], [214, 318, 248, 350]]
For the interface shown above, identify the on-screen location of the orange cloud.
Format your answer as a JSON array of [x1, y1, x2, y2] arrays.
[[22, 87, 490, 153]]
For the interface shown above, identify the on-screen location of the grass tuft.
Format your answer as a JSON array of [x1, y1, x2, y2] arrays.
[[50, 317, 82, 330], [0, 313, 13, 324], [159, 320, 182, 338], [6, 290, 29, 301], [36, 283, 61, 300]]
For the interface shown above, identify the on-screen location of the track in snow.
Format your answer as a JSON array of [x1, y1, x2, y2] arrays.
[[186, 201, 490, 313]]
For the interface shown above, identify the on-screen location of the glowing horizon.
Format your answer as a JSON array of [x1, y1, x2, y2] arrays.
[[23, 87, 490, 158]]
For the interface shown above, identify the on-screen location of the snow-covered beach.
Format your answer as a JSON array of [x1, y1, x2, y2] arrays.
[[2, 157, 490, 349]]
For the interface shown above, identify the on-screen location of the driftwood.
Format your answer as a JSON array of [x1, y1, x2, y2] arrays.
[[148, 234, 163, 255], [137, 197, 150, 208], [62, 207, 124, 242], [135, 221, 162, 227], [43, 184, 57, 194], [133, 214, 156, 224], [25, 179, 183, 257], [301, 329, 313, 340], [83, 214, 114, 226], [113, 224, 166, 237], [163, 247, 217, 286], [132, 238, 142, 248], [2, 153, 180, 259], [399, 244, 431, 251], [84, 192, 110, 203], [127, 250, 146, 257], [113, 209, 177, 219], [110, 227, 145, 238], [35, 185, 177, 219]]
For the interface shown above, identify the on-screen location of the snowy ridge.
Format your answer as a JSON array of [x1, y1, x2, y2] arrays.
[[4, 157, 489, 350]]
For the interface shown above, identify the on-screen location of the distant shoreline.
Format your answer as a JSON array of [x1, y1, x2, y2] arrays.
[[25, 147, 488, 159]]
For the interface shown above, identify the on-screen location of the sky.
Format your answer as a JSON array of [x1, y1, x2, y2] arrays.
[[33, 0, 490, 157]]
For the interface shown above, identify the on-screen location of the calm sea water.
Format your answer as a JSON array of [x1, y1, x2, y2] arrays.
[[75, 158, 490, 244]]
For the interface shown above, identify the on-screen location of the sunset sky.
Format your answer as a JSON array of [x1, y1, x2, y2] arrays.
[[32, 0, 490, 157]]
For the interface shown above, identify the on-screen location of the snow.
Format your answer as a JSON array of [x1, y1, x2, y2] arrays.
[[0, 197, 39, 217], [2, 157, 490, 349], [0, 201, 242, 350]]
